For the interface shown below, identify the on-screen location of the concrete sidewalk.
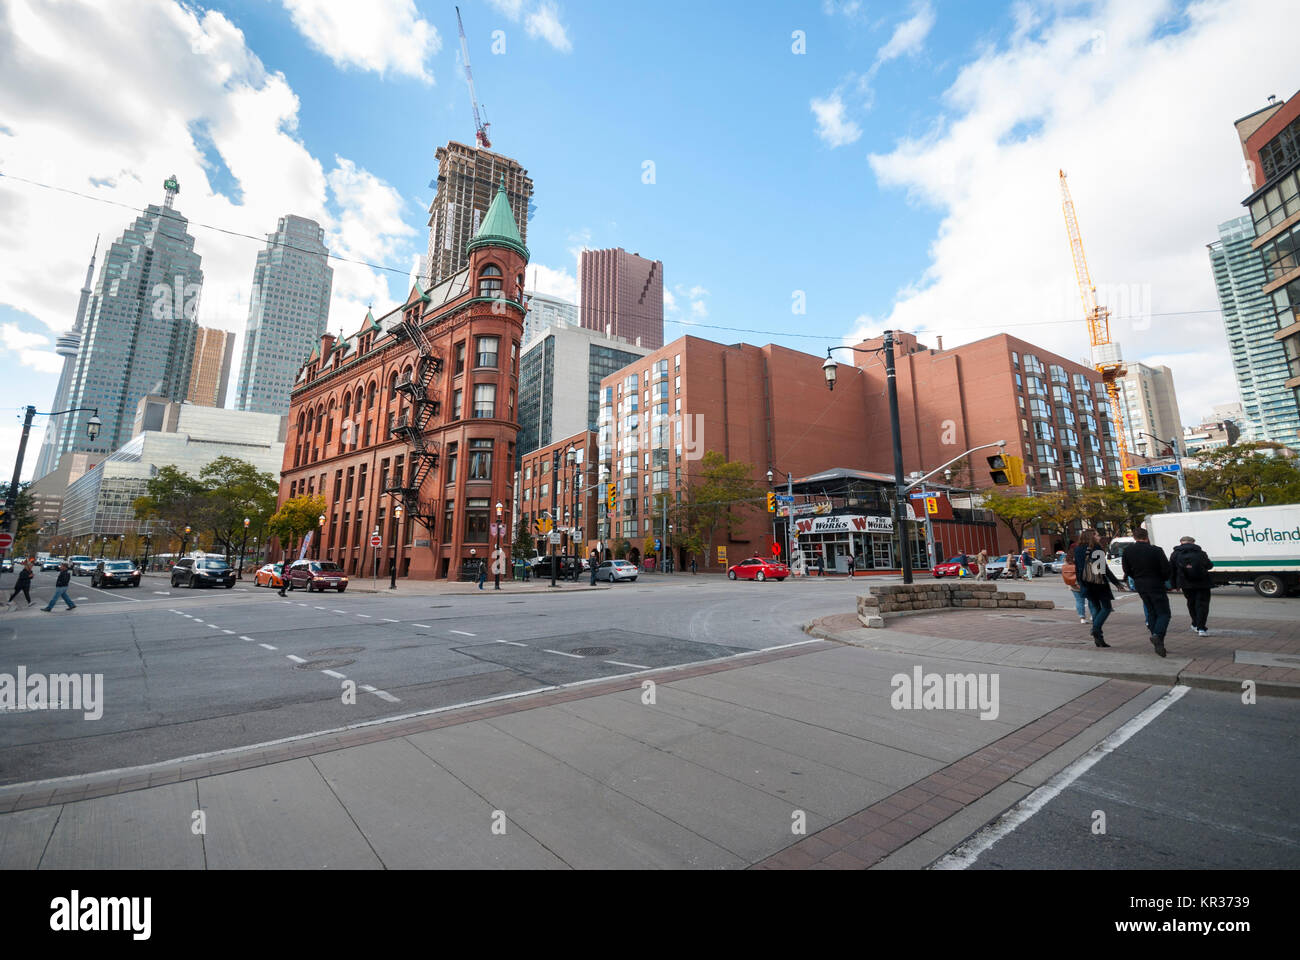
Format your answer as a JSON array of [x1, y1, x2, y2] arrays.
[[0, 638, 1162, 869]]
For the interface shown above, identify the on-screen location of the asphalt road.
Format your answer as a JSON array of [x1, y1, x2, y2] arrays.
[[962, 688, 1300, 869], [0, 571, 863, 783]]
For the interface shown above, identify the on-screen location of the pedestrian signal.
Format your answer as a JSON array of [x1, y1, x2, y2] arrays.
[[1122, 469, 1140, 492], [766, 492, 776, 513], [987, 454, 1009, 485]]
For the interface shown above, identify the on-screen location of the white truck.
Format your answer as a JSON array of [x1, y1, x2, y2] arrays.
[[1129, 504, 1300, 598]]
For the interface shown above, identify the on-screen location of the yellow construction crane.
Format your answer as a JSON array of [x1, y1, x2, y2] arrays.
[[1059, 170, 1130, 470]]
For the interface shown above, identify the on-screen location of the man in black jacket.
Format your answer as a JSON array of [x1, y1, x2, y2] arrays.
[[1121, 528, 1173, 656], [41, 562, 77, 612], [1170, 536, 1214, 636]]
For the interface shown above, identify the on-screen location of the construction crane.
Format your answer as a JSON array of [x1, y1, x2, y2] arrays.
[[455, 6, 491, 149], [1059, 170, 1130, 470]]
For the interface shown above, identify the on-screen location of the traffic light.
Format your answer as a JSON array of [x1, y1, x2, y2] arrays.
[[1004, 455, 1025, 487], [1122, 469, 1140, 492], [606, 483, 616, 511], [987, 454, 1010, 485], [766, 492, 776, 513]]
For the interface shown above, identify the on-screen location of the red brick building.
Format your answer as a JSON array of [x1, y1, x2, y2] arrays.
[[516, 429, 598, 561], [278, 180, 527, 580]]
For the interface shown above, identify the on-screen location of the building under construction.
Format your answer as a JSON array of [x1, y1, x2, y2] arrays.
[[423, 141, 533, 287]]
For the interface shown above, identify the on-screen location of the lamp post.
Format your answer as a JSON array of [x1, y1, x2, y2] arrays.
[[316, 513, 325, 560], [565, 446, 577, 573], [823, 333, 913, 584], [4, 406, 101, 540], [116, 534, 125, 559], [494, 501, 503, 590], [1137, 431, 1190, 513], [389, 504, 401, 589], [142, 534, 152, 572], [237, 517, 250, 578]]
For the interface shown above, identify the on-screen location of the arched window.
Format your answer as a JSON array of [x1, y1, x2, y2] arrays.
[[368, 381, 377, 409], [389, 371, 398, 400], [342, 392, 351, 419], [479, 263, 503, 298]]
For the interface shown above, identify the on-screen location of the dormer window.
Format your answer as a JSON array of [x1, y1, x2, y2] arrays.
[[479, 263, 503, 298]]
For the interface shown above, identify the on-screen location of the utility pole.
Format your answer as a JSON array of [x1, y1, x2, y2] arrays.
[[882, 331, 913, 583]]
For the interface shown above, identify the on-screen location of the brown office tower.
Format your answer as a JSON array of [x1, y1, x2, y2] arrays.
[[580, 248, 664, 350], [186, 327, 235, 407], [424, 141, 532, 287]]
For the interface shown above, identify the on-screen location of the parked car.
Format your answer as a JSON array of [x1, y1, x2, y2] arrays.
[[92, 560, 141, 588], [68, 555, 95, 576], [0, 558, 11, 573], [170, 556, 236, 589], [533, 555, 583, 578], [595, 559, 639, 582], [254, 563, 285, 588], [727, 557, 790, 582], [983, 554, 1045, 579], [285, 559, 349, 593], [41, 557, 65, 571], [932, 556, 976, 578], [1044, 551, 1069, 574]]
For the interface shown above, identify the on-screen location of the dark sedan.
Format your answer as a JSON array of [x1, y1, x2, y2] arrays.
[[92, 560, 142, 588]]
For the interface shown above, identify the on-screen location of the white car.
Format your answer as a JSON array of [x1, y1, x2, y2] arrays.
[[595, 559, 638, 582]]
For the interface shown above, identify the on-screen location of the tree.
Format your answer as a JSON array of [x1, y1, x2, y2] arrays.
[[268, 494, 328, 560], [194, 456, 278, 560], [1185, 442, 1300, 508], [680, 451, 764, 563], [0, 482, 39, 554], [978, 490, 1057, 548], [1074, 486, 1166, 535], [133, 466, 206, 547], [613, 538, 630, 560], [512, 526, 535, 559]]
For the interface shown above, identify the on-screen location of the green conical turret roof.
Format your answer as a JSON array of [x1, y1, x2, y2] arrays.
[[467, 176, 529, 261]]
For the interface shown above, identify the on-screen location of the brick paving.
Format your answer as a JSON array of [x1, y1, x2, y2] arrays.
[[752, 678, 1149, 870], [0, 640, 837, 814]]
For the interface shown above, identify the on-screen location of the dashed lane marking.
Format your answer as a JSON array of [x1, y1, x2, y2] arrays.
[[360, 684, 401, 703], [258, 643, 277, 651], [381, 618, 400, 622], [605, 659, 651, 670], [239, 635, 255, 642], [286, 655, 305, 663], [412, 624, 431, 629], [356, 614, 371, 618], [321, 669, 347, 679], [222, 629, 234, 634], [450, 629, 475, 636], [544, 648, 583, 659], [333, 610, 347, 614], [498, 640, 527, 647]]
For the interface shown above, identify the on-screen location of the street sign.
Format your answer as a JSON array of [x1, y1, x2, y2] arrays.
[[771, 540, 781, 556], [370, 534, 382, 547], [774, 494, 794, 503], [0, 533, 12, 551], [1137, 463, 1181, 476], [716, 546, 727, 565], [653, 538, 661, 551], [548, 531, 561, 544]]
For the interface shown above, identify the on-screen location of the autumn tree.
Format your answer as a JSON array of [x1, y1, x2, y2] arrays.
[[1184, 442, 1300, 508], [978, 490, 1057, 548], [1074, 486, 1166, 535], [680, 451, 764, 563], [268, 494, 328, 560]]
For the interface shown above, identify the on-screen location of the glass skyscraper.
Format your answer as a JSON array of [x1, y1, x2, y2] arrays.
[[1208, 215, 1300, 448], [235, 215, 333, 416], [53, 176, 203, 461]]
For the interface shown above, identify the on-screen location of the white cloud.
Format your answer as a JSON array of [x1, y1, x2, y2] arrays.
[[875, 1, 936, 67], [663, 289, 678, 314], [863, 0, 1300, 421], [811, 91, 863, 148], [0, 322, 60, 373], [486, 0, 572, 52], [526, 263, 578, 303], [0, 0, 423, 472], [822, 0, 865, 18], [281, 0, 441, 83]]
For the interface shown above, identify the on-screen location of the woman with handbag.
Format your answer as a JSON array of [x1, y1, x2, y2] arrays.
[[1073, 529, 1126, 648], [1061, 541, 1087, 624]]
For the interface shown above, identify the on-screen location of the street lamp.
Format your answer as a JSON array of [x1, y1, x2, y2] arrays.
[[389, 504, 401, 589], [317, 513, 325, 560], [116, 534, 125, 559], [823, 333, 913, 584], [4, 406, 100, 540], [180, 525, 192, 559], [237, 517, 250, 579], [494, 501, 503, 590], [1136, 431, 1190, 513]]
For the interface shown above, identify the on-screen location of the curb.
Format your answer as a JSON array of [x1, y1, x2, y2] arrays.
[[802, 619, 1300, 699]]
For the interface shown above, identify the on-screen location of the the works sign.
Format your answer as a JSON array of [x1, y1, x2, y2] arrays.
[[1228, 517, 1300, 546], [795, 514, 894, 535]]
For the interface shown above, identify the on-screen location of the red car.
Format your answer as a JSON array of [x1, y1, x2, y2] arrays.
[[932, 556, 974, 578], [727, 557, 790, 582]]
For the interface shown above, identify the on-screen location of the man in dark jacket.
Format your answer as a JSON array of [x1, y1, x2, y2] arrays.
[[42, 562, 76, 611], [1121, 528, 1173, 657], [1170, 536, 1214, 636]]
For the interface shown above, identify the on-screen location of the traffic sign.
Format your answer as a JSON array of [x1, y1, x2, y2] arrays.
[[0, 532, 12, 551], [548, 531, 561, 544], [1137, 463, 1181, 476], [653, 538, 661, 551], [771, 540, 781, 556], [774, 494, 794, 503], [370, 534, 382, 547]]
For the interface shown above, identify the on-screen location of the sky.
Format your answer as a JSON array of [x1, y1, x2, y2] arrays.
[[1, 0, 1298, 482]]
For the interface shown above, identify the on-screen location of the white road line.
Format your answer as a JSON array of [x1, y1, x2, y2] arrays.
[[371, 689, 400, 703], [412, 624, 431, 629], [239, 635, 255, 642], [297, 602, 308, 607], [544, 648, 583, 659], [605, 659, 651, 669], [333, 610, 347, 614], [208, 624, 221, 630], [360, 684, 377, 691], [192, 619, 204, 624], [258, 643, 277, 651], [450, 629, 475, 636], [222, 629, 235, 634], [321, 669, 347, 679], [154, 591, 170, 595], [286, 655, 305, 663], [932, 685, 1192, 870], [314, 605, 327, 610], [381, 617, 400, 622], [356, 613, 371, 618], [498, 640, 527, 647]]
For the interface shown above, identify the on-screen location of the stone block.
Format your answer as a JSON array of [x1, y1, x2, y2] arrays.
[[1034, 600, 1055, 609], [978, 599, 997, 608], [961, 599, 980, 608], [858, 614, 885, 629], [1001, 592, 1025, 601]]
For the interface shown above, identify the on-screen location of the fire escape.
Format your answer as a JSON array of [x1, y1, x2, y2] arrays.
[[385, 303, 444, 528]]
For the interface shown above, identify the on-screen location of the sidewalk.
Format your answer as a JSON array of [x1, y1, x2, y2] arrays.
[[0, 639, 1163, 869], [807, 601, 1300, 697]]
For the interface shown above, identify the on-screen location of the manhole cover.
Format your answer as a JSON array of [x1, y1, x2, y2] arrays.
[[306, 646, 365, 656], [569, 646, 616, 657], [294, 658, 356, 671]]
